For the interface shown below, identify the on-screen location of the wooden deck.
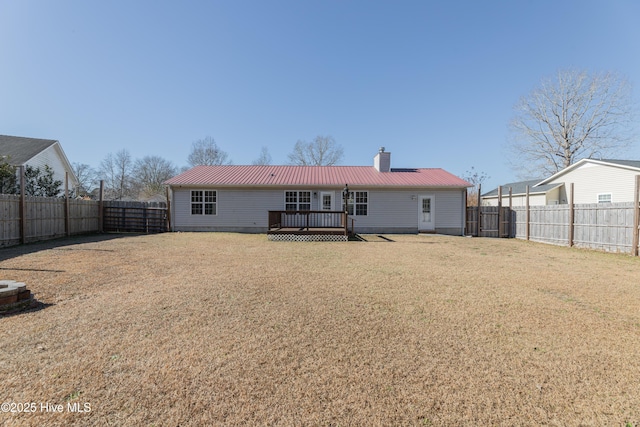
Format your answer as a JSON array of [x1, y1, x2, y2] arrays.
[[267, 227, 347, 235], [267, 211, 353, 239]]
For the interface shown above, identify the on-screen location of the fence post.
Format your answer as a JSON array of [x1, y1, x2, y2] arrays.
[[497, 186, 502, 237], [165, 186, 172, 232], [476, 184, 481, 237], [568, 183, 574, 247], [19, 166, 26, 244], [65, 172, 70, 236], [463, 188, 467, 235], [633, 175, 640, 256], [508, 187, 513, 238], [98, 180, 104, 233], [525, 185, 530, 241]]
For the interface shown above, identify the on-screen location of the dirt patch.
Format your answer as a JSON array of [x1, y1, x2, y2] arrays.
[[1, 233, 639, 426]]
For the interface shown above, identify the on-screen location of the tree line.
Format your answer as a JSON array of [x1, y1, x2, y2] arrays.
[[0, 135, 345, 200], [76, 135, 345, 200]]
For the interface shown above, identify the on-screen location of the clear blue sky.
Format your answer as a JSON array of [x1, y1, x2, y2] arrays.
[[1, 0, 639, 190]]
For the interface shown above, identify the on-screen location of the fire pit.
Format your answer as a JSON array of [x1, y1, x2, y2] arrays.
[[0, 280, 33, 313]]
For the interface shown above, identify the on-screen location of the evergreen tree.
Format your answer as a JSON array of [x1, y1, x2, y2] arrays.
[[0, 157, 18, 194], [24, 165, 63, 197]]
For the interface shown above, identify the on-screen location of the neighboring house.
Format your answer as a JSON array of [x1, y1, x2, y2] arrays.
[[164, 149, 472, 235], [482, 159, 640, 206], [0, 134, 79, 194], [481, 179, 563, 206]]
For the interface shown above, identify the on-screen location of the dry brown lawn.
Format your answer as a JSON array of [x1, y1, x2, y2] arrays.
[[1, 232, 639, 426]]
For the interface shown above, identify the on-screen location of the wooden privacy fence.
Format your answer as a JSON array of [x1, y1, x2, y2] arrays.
[[466, 206, 510, 238], [1, 194, 101, 247], [102, 201, 167, 234], [511, 202, 638, 253], [0, 195, 167, 248], [467, 203, 639, 254], [469, 177, 640, 255]]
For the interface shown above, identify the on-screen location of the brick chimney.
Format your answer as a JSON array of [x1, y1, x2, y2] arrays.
[[374, 147, 391, 172]]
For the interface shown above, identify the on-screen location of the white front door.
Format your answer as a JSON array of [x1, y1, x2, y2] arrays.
[[418, 195, 435, 231]]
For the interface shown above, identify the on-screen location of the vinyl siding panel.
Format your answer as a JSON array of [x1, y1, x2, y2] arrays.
[[171, 187, 466, 234], [484, 193, 551, 206], [173, 188, 283, 231], [434, 190, 465, 228], [348, 189, 464, 234], [340, 189, 464, 233], [546, 163, 639, 204], [30, 149, 67, 183], [27, 145, 77, 191]]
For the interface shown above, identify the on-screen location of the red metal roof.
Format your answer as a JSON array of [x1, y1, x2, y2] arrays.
[[165, 165, 471, 188]]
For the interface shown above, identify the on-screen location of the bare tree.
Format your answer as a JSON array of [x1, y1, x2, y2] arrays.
[[187, 136, 230, 166], [287, 135, 344, 166], [99, 149, 135, 200], [133, 156, 177, 198], [509, 69, 635, 177], [72, 162, 97, 197], [463, 166, 489, 206], [252, 146, 272, 165]]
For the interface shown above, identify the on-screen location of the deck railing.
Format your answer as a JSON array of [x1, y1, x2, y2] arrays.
[[268, 210, 350, 235]]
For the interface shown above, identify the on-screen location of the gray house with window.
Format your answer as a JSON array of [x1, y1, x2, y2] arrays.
[[164, 149, 471, 235]]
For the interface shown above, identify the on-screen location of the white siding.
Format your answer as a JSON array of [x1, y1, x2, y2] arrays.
[[341, 189, 464, 233], [26, 144, 78, 191], [546, 163, 640, 204], [484, 193, 547, 207], [171, 187, 466, 235], [433, 190, 465, 228], [173, 188, 283, 231]]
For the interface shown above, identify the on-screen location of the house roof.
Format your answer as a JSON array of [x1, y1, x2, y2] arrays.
[[165, 165, 472, 188], [537, 158, 640, 185], [0, 135, 59, 164], [599, 159, 640, 169], [482, 179, 562, 198]]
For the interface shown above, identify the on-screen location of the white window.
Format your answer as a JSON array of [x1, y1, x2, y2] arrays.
[[284, 191, 311, 211], [191, 190, 216, 215], [343, 191, 368, 216], [598, 193, 612, 204], [421, 198, 431, 222]]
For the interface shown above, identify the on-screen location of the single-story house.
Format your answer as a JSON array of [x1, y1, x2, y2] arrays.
[[164, 149, 472, 235], [0, 134, 79, 194], [482, 158, 640, 206]]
